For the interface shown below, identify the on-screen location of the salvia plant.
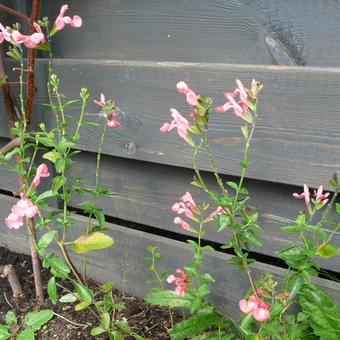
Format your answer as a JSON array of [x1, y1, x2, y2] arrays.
[[145, 79, 340, 339], [0, 5, 142, 339]]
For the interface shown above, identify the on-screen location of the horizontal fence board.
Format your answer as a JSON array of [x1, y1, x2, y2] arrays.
[[67, 152, 340, 272], [1, 59, 340, 189], [0, 193, 339, 319], [39, 0, 340, 67]]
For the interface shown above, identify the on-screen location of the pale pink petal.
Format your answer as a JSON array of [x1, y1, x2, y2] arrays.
[[70, 15, 82, 28], [107, 112, 121, 128], [176, 81, 190, 95], [252, 307, 270, 322], [167, 274, 176, 284], [32, 175, 41, 188], [303, 184, 310, 206], [36, 164, 50, 177], [174, 217, 191, 231], [5, 212, 24, 229], [239, 299, 253, 314], [186, 91, 199, 106]]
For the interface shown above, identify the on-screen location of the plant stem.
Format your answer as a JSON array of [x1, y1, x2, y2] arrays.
[[27, 218, 45, 305], [83, 122, 108, 281]]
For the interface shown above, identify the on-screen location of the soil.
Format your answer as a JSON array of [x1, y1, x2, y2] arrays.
[[0, 246, 180, 339]]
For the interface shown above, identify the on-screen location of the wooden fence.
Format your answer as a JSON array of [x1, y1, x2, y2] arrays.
[[1, 0, 340, 317]]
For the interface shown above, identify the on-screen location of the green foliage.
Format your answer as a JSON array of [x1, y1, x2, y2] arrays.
[[300, 284, 340, 339]]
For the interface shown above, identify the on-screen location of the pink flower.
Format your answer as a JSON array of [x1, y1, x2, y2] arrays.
[[94, 93, 107, 107], [107, 111, 121, 128], [0, 23, 11, 44], [172, 192, 199, 219], [32, 163, 50, 188], [160, 108, 190, 139], [256, 288, 265, 296], [174, 217, 191, 231], [10, 22, 44, 48], [313, 185, 330, 207], [5, 212, 24, 229], [293, 184, 311, 208], [176, 81, 199, 106], [11, 194, 38, 219], [208, 206, 224, 221], [54, 4, 82, 31], [239, 295, 270, 322], [167, 268, 190, 296]]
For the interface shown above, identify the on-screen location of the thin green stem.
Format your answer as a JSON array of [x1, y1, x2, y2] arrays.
[[83, 122, 108, 280], [203, 130, 228, 198], [192, 138, 209, 194]]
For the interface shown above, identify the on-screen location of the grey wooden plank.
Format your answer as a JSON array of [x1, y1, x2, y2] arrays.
[[68, 152, 340, 273], [0, 193, 339, 319], [1, 59, 339, 189], [39, 0, 340, 67]]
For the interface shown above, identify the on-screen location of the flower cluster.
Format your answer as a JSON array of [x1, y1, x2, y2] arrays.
[[94, 93, 121, 128], [171, 192, 223, 232], [0, 22, 44, 48], [239, 295, 270, 322], [167, 268, 190, 296], [160, 81, 199, 146], [215, 79, 261, 123], [5, 194, 38, 229], [293, 184, 330, 212]]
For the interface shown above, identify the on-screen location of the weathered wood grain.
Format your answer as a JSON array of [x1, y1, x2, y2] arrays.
[[67, 151, 340, 272], [0, 193, 339, 319], [1, 59, 339, 189], [39, 0, 340, 67]]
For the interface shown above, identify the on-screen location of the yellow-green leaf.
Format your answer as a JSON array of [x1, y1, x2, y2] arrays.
[[317, 243, 340, 259], [72, 232, 114, 254]]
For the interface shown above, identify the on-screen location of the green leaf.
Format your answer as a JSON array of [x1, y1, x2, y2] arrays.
[[47, 277, 57, 305], [145, 290, 193, 308], [115, 320, 131, 333], [35, 190, 58, 204], [59, 293, 78, 303], [75, 301, 92, 311], [217, 215, 231, 232], [241, 125, 248, 139], [316, 243, 340, 259], [336, 203, 340, 214], [300, 284, 340, 340], [25, 309, 54, 331], [43, 150, 60, 163], [171, 313, 222, 340], [55, 158, 66, 173], [281, 225, 300, 233], [52, 176, 67, 193], [101, 312, 110, 329], [5, 311, 17, 326], [43, 253, 70, 278], [0, 325, 10, 340], [37, 136, 55, 147], [16, 329, 35, 340], [74, 282, 92, 303], [38, 231, 57, 250], [226, 181, 239, 191], [91, 327, 106, 336], [241, 230, 262, 247], [111, 331, 124, 340], [4, 147, 20, 161], [72, 232, 114, 254]]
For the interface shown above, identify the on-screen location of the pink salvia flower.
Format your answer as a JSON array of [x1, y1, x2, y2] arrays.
[[208, 206, 224, 221], [167, 268, 190, 296], [94, 93, 107, 107], [160, 108, 190, 139], [180, 192, 198, 212], [5, 212, 24, 229], [215, 79, 255, 119], [174, 217, 191, 231], [176, 81, 199, 106], [313, 185, 330, 207], [54, 4, 82, 31], [239, 296, 270, 322], [107, 111, 121, 128], [11, 194, 38, 219], [32, 163, 50, 188], [293, 184, 311, 208]]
